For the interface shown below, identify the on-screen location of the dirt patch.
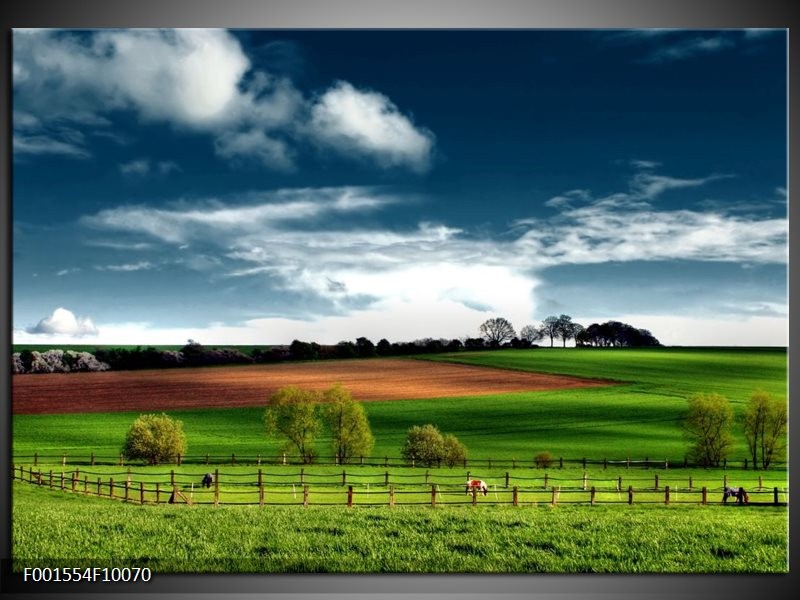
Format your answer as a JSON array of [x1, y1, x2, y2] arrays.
[[12, 358, 612, 415]]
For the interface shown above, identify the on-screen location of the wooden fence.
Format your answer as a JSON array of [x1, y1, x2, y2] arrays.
[[11, 465, 789, 508], [12, 452, 789, 471]]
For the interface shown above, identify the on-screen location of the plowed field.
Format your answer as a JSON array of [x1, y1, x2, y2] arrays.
[[12, 358, 613, 415]]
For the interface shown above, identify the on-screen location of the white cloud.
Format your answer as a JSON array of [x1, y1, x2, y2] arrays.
[[629, 172, 730, 200], [214, 129, 295, 170], [120, 158, 182, 177], [309, 81, 435, 172], [95, 261, 154, 272], [14, 30, 436, 173], [25, 307, 99, 337], [641, 34, 736, 63], [120, 159, 150, 176]]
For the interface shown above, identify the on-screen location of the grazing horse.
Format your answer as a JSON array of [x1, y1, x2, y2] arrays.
[[465, 479, 488, 496], [201, 473, 214, 489], [722, 486, 749, 505]]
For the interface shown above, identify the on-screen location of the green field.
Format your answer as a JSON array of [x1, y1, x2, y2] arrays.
[[13, 348, 788, 463], [12, 482, 788, 573], [11, 347, 789, 573]]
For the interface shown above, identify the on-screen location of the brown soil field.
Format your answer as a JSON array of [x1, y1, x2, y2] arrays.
[[12, 358, 612, 415]]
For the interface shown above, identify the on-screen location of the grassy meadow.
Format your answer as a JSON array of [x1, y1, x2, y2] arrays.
[[11, 346, 789, 573], [12, 482, 788, 573]]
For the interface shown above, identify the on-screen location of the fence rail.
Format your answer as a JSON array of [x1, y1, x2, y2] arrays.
[[12, 452, 789, 471], [11, 465, 789, 509]]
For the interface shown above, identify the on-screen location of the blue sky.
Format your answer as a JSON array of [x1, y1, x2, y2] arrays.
[[12, 29, 787, 346]]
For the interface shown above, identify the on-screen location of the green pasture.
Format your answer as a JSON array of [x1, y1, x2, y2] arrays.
[[13, 347, 788, 464], [12, 482, 788, 573]]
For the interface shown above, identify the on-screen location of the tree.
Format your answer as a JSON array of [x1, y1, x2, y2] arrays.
[[519, 324, 544, 345], [323, 384, 374, 464], [540, 316, 560, 348], [683, 392, 734, 467], [742, 390, 787, 470], [441, 433, 467, 467], [479, 317, 516, 347], [355, 337, 376, 358], [401, 424, 445, 467], [555, 314, 576, 347], [264, 386, 320, 463], [122, 413, 186, 465], [376, 338, 392, 356]]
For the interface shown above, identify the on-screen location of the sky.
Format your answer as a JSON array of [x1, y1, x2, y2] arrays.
[[12, 29, 788, 347]]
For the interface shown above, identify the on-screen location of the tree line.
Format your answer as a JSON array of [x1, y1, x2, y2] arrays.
[[12, 316, 660, 374]]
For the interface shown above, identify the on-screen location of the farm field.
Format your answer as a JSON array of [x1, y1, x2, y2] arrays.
[[11, 347, 789, 573], [12, 357, 610, 414], [12, 482, 788, 573]]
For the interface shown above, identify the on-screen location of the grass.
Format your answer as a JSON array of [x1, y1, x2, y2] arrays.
[[12, 481, 788, 573]]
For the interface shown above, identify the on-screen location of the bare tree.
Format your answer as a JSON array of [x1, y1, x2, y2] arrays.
[[479, 317, 516, 347], [520, 324, 544, 345], [540, 316, 560, 348]]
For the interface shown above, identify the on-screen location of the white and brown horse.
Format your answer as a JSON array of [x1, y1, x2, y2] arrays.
[[465, 479, 488, 496]]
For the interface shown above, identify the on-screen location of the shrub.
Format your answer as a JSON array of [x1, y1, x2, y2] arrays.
[[122, 413, 187, 465], [401, 424, 445, 467], [534, 451, 553, 468], [264, 386, 320, 464], [441, 434, 467, 467]]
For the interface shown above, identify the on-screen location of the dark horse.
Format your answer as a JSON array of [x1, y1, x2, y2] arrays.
[[722, 486, 749, 504], [202, 473, 214, 488]]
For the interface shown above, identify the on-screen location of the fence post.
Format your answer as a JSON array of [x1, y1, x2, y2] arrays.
[[60, 472, 65, 491], [258, 469, 264, 506], [582, 457, 586, 469], [664, 458, 668, 470], [559, 457, 563, 469], [513, 486, 519, 507], [665, 485, 670, 505], [583, 471, 588, 491], [300, 468, 305, 485], [617, 476, 622, 491], [385, 471, 389, 486], [171, 470, 175, 488], [91, 452, 95, 466], [425, 470, 430, 484], [689, 476, 693, 490], [118, 453, 123, 466], [214, 468, 219, 508], [654, 474, 659, 490], [258, 453, 262, 466], [472, 488, 477, 507], [463, 457, 467, 468], [628, 485, 633, 505], [72, 471, 77, 492], [283, 452, 287, 465], [744, 458, 748, 470], [466, 471, 470, 482], [156, 482, 160, 504], [774, 487, 779, 505], [140, 482, 145, 504], [505, 472, 509, 488], [389, 486, 395, 508], [626, 457, 630, 469], [604, 458, 607, 470], [303, 485, 309, 507], [49, 470, 53, 489], [488, 458, 492, 470], [590, 486, 596, 505], [96, 477, 101, 496], [206, 454, 209, 465], [83, 475, 88, 494], [384, 456, 388, 467], [360, 455, 364, 466], [124, 479, 130, 503], [62, 453, 67, 467], [431, 485, 437, 508], [231, 453, 236, 465], [544, 473, 548, 489], [723, 474, 727, 489], [109, 477, 114, 498], [551, 486, 557, 506], [176, 454, 181, 466], [411, 458, 415, 468], [342, 470, 346, 486], [702, 486, 707, 505], [34, 452, 38, 467], [347, 485, 354, 508], [723, 458, 727, 470], [758, 475, 763, 489]]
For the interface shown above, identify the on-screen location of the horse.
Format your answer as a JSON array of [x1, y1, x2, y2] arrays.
[[465, 479, 488, 496], [201, 473, 214, 489], [722, 486, 749, 505]]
